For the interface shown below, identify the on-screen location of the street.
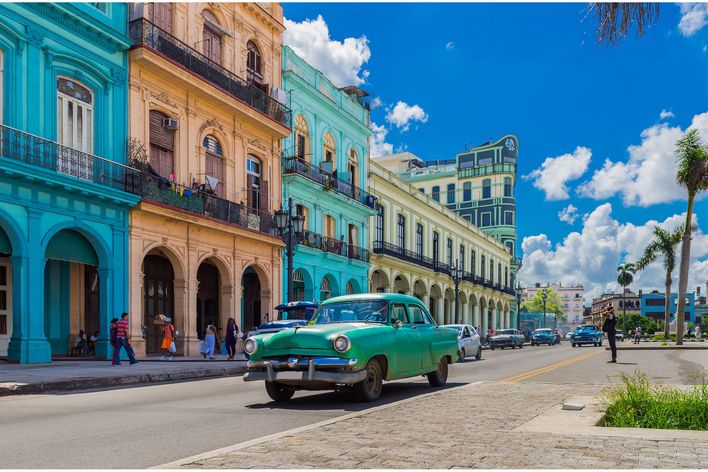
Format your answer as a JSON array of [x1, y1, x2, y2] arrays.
[[0, 343, 705, 468]]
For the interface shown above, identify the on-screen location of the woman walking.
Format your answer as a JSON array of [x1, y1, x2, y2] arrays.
[[225, 318, 239, 360], [160, 317, 175, 360], [204, 323, 219, 360], [109, 318, 118, 366]]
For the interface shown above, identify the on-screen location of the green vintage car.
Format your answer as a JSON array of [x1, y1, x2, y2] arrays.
[[243, 293, 459, 402]]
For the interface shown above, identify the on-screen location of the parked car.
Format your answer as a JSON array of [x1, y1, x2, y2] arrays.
[[531, 328, 558, 346], [565, 331, 573, 341], [243, 293, 459, 402], [488, 329, 524, 350], [615, 331, 625, 342], [249, 301, 320, 336], [570, 324, 604, 347], [441, 324, 482, 361]]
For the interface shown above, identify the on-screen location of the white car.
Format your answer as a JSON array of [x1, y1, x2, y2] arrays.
[[441, 324, 482, 361], [565, 332, 573, 340]]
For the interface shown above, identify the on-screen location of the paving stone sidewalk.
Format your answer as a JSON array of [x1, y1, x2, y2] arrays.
[[180, 381, 708, 469]]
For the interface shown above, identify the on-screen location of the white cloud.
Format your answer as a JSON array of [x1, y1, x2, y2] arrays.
[[523, 146, 592, 201], [518, 203, 708, 301], [385, 101, 429, 132], [578, 111, 708, 206], [445, 41, 455, 51], [659, 109, 675, 120], [370, 122, 393, 157], [678, 3, 708, 37], [558, 204, 580, 225], [283, 15, 371, 87]]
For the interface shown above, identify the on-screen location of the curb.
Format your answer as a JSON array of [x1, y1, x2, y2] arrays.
[[0, 365, 247, 397], [607, 345, 708, 350]]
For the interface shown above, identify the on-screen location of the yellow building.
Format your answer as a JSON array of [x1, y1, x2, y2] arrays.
[[368, 162, 515, 334], [127, 3, 290, 356]]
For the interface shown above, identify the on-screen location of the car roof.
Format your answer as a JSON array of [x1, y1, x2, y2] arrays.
[[320, 293, 424, 305], [275, 301, 320, 310]]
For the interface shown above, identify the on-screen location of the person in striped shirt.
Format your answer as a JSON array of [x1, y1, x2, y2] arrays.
[[112, 312, 138, 366]]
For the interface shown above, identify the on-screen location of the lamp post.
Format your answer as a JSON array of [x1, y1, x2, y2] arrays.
[[516, 281, 522, 330], [452, 259, 463, 324], [274, 197, 305, 303], [542, 287, 548, 329]]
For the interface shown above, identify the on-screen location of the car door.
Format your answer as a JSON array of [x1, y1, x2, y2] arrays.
[[461, 326, 473, 356], [391, 303, 421, 378], [409, 303, 438, 371]]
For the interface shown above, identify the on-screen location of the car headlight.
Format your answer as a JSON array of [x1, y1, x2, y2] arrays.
[[244, 337, 258, 355], [333, 334, 351, 353]]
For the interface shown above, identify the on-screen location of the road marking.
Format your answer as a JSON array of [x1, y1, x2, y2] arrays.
[[502, 349, 604, 382], [152, 380, 485, 468]]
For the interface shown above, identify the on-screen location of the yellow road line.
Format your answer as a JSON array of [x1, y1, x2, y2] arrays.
[[502, 349, 604, 382]]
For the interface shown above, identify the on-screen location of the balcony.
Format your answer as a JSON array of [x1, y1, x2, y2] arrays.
[[373, 241, 435, 271], [0, 125, 141, 195], [299, 230, 369, 263], [138, 164, 274, 235], [458, 162, 516, 179], [129, 19, 291, 129], [283, 157, 376, 209]]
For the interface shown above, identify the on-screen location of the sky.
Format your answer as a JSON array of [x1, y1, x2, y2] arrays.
[[281, 2, 708, 301]]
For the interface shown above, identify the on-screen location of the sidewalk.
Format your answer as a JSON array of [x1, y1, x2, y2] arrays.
[[0, 355, 247, 396], [613, 341, 708, 350]]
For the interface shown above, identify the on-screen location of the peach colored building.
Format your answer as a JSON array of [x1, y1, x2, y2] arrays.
[[127, 3, 290, 356]]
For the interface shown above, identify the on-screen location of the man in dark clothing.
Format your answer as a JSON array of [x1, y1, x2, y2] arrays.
[[602, 306, 618, 363]]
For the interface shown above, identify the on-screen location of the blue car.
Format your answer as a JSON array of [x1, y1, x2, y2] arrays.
[[531, 328, 558, 346], [250, 301, 320, 335], [570, 324, 604, 347]]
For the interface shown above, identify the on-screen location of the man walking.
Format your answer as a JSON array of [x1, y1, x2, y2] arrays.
[[602, 306, 618, 363], [112, 312, 138, 366]]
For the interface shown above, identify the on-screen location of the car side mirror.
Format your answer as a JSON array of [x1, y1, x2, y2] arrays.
[[394, 320, 403, 328]]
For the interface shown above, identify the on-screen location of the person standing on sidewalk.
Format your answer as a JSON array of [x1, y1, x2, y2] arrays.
[[602, 306, 618, 363], [225, 318, 238, 360], [634, 325, 642, 344], [160, 317, 175, 360], [112, 312, 138, 366], [109, 318, 118, 365], [695, 324, 702, 341], [204, 323, 219, 360]]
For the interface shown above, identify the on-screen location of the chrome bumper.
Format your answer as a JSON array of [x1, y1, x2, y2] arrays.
[[244, 357, 365, 385]]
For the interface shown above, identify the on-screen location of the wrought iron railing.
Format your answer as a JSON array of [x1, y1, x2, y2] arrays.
[[299, 230, 369, 262], [138, 164, 273, 234], [0, 125, 141, 194], [283, 157, 376, 209], [129, 19, 291, 129]]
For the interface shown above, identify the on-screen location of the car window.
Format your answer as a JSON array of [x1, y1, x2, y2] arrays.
[[391, 303, 410, 324], [463, 327, 471, 338], [408, 304, 430, 324], [469, 327, 477, 336]]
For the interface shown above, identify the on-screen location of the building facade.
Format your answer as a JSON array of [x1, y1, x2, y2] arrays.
[[523, 282, 585, 326], [280, 46, 374, 303], [0, 3, 138, 363], [127, 3, 291, 356], [589, 289, 640, 324], [368, 162, 515, 333], [640, 291, 696, 323]]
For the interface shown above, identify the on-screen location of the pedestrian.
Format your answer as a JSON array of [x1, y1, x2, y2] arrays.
[[87, 331, 98, 355], [694, 324, 702, 341], [634, 325, 642, 344], [109, 318, 118, 365], [112, 312, 138, 366], [602, 306, 618, 363], [73, 330, 87, 356], [225, 317, 238, 360], [160, 317, 175, 360], [204, 323, 219, 360]]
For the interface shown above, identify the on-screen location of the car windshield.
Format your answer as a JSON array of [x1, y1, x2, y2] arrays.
[[310, 300, 388, 325], [578, 325, 597, 330], [279, 307, 314, 321], [497, 329, 515, 335], [535, 329, 552, 334]]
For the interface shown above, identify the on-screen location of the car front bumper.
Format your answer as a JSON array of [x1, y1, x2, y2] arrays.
[[244, 357, 366, 385], [489, 339, 516, 346], [572, 337, 599, 344], [532, 337, 554, 343]]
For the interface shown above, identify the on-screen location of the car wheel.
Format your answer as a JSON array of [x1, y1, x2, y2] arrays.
[[475, 347, 482, 360], [458, 349, 466, 362], [571, 343, 576, 347], [519, 342, 523, 349], [594, 342, 598, 347], [264, 381, 295, 402], [512, 345, 516, 349], [501, 346, 505, 350], [355, 359, 383, 402], [427, 357, 448, 387]]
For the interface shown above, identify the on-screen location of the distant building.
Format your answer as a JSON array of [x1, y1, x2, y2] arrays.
[[590, 289, 641, 324], [641, 291, 696, 323], [523, 283, 585, 326]]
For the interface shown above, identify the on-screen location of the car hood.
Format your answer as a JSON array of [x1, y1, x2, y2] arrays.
[[491, 335, 512, 339], [257, 320, 306, 331], [261, 322, 373, 351]]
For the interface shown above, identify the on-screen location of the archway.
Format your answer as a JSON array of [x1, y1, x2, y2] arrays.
[[242, 266, 262, 333], [370, 269, 390, 293], [319, 274, 339, 301], [345, 278, 361, 295], [142, 252, 175, 354], [413, 279, 427, 302], [469, 293, 479, 330], [497, 300, 504, 329], [430, 284, 443, 324], [293, 268, 314, 301], [393, 274, 410, 295], [479, 297, 488, 341], [196, 260, 220, 339], [444, 288, 455, 324]]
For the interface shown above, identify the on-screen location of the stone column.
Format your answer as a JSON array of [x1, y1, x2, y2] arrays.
[[436, 297, 444, 325]]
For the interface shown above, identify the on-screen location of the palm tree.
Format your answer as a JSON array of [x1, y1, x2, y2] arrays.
[[616, 263, 636, 336], [636, 226, 684, 340], [591, 3, 661, 46], [675, 129, 708, 344]]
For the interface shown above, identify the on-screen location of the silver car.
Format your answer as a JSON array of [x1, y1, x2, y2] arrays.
[[441, 324, 482, 361]]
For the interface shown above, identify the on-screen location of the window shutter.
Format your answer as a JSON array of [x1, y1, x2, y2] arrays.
[[149, 111, 174, 150], [246, 177, 253, 209], [259, 180, 269, 212]]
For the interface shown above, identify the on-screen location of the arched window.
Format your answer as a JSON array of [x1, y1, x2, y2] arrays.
[[148, 110, 175, 178], [482, 179, 491, 199], [294, 115, 309, 161], [203, 135, 224, 197], [348, 148, 358, 186], [346, 281, 355, 295], [201, 10, 221, 64], [151, 2, 172, 32], [322, 132, 336, 172], [57, 77, 93, 154], [320, 277, 331, 301], [246, 41, 262, 84]]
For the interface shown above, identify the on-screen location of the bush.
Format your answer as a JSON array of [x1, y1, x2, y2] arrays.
[[600, 372, 708, 430]]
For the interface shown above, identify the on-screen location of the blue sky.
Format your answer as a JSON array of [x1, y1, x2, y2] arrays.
[[282, 3, 708, 299]]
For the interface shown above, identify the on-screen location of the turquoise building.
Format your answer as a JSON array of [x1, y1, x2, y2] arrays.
[[0, 3, 138, 363], [281, 46, 375, 302]]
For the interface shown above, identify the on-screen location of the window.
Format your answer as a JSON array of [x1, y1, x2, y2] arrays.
[[505, 268, 509, 287], [471, 250, 476, 275], [490, 259, 494, 282], [375, 204, 384, 242], [348, 224, 358, 258], [433, 231, 439, 263], [504, 177, 512, 197], [498, 263, 502, 285], [418, 187, 425, 194], [447, 238, 453, 267], [432, 186, 440, 202], [323, 214, 336, 239], [202, 10, 222, 64], [416, 223, 423, 257], [409, 304, 431, 324], [481, 213, 491, 227], [463, 182, 472, 201], [348, 148, 358, 186], [346, 281, 355, 295], [504, 211, 514, 225], [506, 241, 514, 256], [482, 179, 491, 199], [294, 115, 309, 161], [322, 131, 336, 172], [203, 135, 224, 196], [57, 78, 93, 154], [397, 214, 405, 249], [391, 303, 409, 324], [447, 183, 455, 204], [320, 277, 332, 301], [148, 110, 174, 178], [295, 204, 308, 230], [459, 244, 465, 270], [481, 255, 485, 279], [151, 2, 172, 32], [246, 156, 262, 210], [247, 41, 263, 84]]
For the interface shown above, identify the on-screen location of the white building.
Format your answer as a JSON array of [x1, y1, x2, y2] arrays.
[[523, 283, 585, 326]]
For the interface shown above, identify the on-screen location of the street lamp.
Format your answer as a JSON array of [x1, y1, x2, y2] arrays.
[[452, 258, 463, 324], [516, 281, 522, 330], [274, 197, 305, 303], [541, 287, 548, 329]]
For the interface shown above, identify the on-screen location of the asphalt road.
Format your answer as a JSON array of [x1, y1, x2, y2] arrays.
[[0, 343, 704, 468]]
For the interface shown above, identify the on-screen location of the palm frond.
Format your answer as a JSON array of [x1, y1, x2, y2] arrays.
[[676, 129, 708, 196], [591, 3, 661, 46]]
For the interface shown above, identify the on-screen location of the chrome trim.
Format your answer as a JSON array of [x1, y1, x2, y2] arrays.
[[244, 337, 258, 355], [247, 357, 358, 369], [243, 368, 367, 385]]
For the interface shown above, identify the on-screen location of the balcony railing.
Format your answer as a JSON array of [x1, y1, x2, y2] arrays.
[[0, 125, 141, 194], [138, 163, 273, 235], [129, 19, 291, 129], [283, 157, 376, 209], [299, 230, 369, 262]]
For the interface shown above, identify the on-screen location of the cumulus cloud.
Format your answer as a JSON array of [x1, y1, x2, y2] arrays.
[[283, 15, 371, 87], [659, 109, 675, 120], [578, 111, 708, 206], [678, 3, 708, 37], [445, 41, 455, 51], [370, 122, 393, 157], [385, 101, 429, 132], [523, 146, 592, 200], [517, 203, 708, 301], [558, 204, 580, 225]]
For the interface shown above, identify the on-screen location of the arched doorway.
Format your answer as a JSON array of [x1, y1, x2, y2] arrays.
[[370, 269, 390, 293], [345, 279, 361, 295], [293, 268, 314, 301], [319, 274, 338, 301], [393, 274, 410, 295], [242, 266, 262, 332], [142, 253, 175, 354], [413, 279, 427, 301], [0, 226, 12, 356], [196, 261, 220, 339]]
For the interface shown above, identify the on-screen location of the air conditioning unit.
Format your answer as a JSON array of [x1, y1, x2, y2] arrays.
[[162, 118, 179, 130]]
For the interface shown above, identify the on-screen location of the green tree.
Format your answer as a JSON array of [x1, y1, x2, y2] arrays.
[[674, 129, 708, 345], [591, 3, 661, 46], [616, 263, 636, 335], [636, 226, 684, 340], [521, 287, 566, 327]]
